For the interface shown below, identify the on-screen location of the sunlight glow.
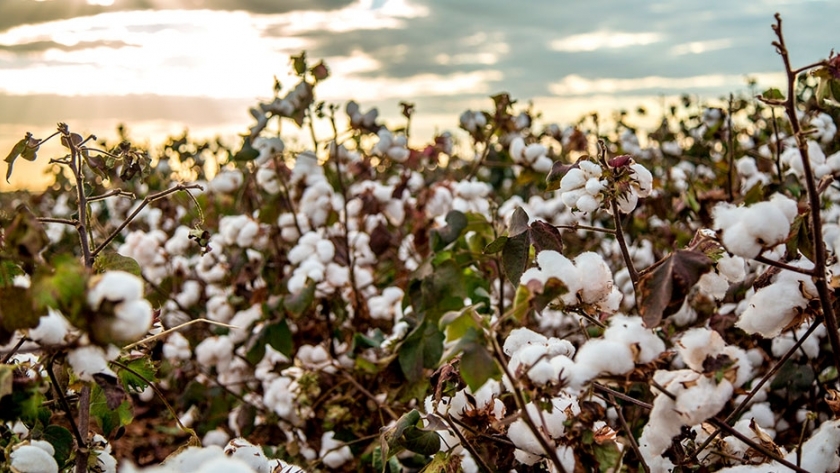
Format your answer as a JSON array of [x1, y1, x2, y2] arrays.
[[670, 39, 733, 56]]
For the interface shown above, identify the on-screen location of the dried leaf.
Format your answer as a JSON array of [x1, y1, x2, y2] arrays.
[[638, 249, 713, 327]]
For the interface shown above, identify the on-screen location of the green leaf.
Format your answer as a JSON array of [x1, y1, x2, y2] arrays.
[[638, 250, 713, 328], [42, 425, 74, 468], [787, 214, 813, 263], [4, 134, 40, 183], [431, 210, 468, 252], [761, 88, 784, 101], [93, 252, 142, 277], [247, 319, 293, 364], [593, 441, 623, 473], [398, 320, 444, 383], [501, 231, 529, 287], [90, 380, 133, 438], [420, 452, 461, 473], [483, 235, 508, 254], [402, 425, 441, 456], [116, 357, 157, 393], [31, 255, 87, 326], [460, 332, 501, 392], [439, 306, 480, 344], [284, 279, 315, 316], [233, 135, 259, 162]]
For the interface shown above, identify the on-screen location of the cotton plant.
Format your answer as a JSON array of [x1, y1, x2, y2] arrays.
[[508, 135, 553, 173], [712, 193, 797, 259]]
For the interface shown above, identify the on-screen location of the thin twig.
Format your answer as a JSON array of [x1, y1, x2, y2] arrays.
[[443, 414, 494, 473], [1, 336, 29, 364], [45, 356, 85, 447], [90, 183, 203, 258], [612, 199, 639, 287], [553, 223, 616, 235], [36, 217, 79, 227], [121, 318, 237, 351], [608, 393, 650, 473], [754, 255, 814, 276]]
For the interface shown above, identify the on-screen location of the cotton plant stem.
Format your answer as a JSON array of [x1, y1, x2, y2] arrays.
[[753, 254, 814, 276], [771, 13, 840, 378], [489, 335, 568, 473], [611, 199, 639, 287], [607, 393, 650, 473]]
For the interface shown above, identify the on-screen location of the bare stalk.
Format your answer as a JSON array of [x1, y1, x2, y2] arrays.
[[90, 183, 203, 258], [770, 13, 840, 376]]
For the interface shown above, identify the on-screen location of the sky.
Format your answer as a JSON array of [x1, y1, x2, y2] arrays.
[[0, 0, 838, 190]]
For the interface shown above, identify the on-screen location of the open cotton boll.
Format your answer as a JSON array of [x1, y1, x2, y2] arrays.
[[720, 222, 762, 259], [194, 336, 234, 371], [29, 308, 71, 346], [208, 170, 244, 194], [504, 327, 548, 355], [603, 315, 665, 364], [68, 345, 117, 382], [574, 339, 635, 379], [790, 419, 840, 473], [772, 323, 825, 359], [88, 271, 144, 309], [698, 271, 729, 300], [10, 444, 59, 473], [718, 253, 746, 283], [677, 328, 726, 372], [737, 279, 807, 338], [224, 438, 270, 473], [742, 201, 793, 245], [574, 252, 613, 304], [110, 298, 154, 342], [320, 431, 353, 469]]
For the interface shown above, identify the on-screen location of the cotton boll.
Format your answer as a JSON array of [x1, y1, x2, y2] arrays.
[[68, 345, 116, 382], [88, 271, 144, 309], [208, 170, 244, 194], [720, 223, 762, 259], [206, 295, 234, 323], [111, 298, 154, 342], [504, 327, 547, 355], [677, 328, 725, 372], [195, 336, 234, 371], [575, 339, 635, 378], [228, 305, 262, 344], [320, 431, 353, 469], [737, 280, 806, 338], [224, 438, 269, 473], [603, 315, 665, 364], [698, 271, 729, 300], [29, 308, 71, 346], [718, 254, 746, 283], [162, 332, 192, 362], [790, 419, 840, 473], [574, 252, 613, 304], [630, 163, 653, 197], [10, 444, 59, 473]]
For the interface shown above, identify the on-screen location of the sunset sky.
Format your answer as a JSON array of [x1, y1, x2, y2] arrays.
[[1, 0, 837, 190]]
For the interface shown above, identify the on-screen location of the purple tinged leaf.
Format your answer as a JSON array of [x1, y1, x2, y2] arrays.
[[529, 220, 563, 254]]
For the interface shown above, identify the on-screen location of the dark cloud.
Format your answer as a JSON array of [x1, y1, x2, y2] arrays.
[[0, 0, 354, 33], [273, 0, 839, 102]]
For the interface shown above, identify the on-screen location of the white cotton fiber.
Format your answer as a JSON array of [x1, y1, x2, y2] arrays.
[[224, 438, 269, 473], [29, 308, 71, 346], [574, 339, 635, 378], [10, 444, 59, 473], [574, 252, 613, 304], [677, 328, 725, 372], [736, 280, 806, 338], [603, 315, 665, 364]]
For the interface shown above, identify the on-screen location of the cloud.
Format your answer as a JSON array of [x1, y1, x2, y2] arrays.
[[548, 72, 784, 96], [550, 31, 663, 52], [670, 39, 733, 56], [0, 0, 355, 33]]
